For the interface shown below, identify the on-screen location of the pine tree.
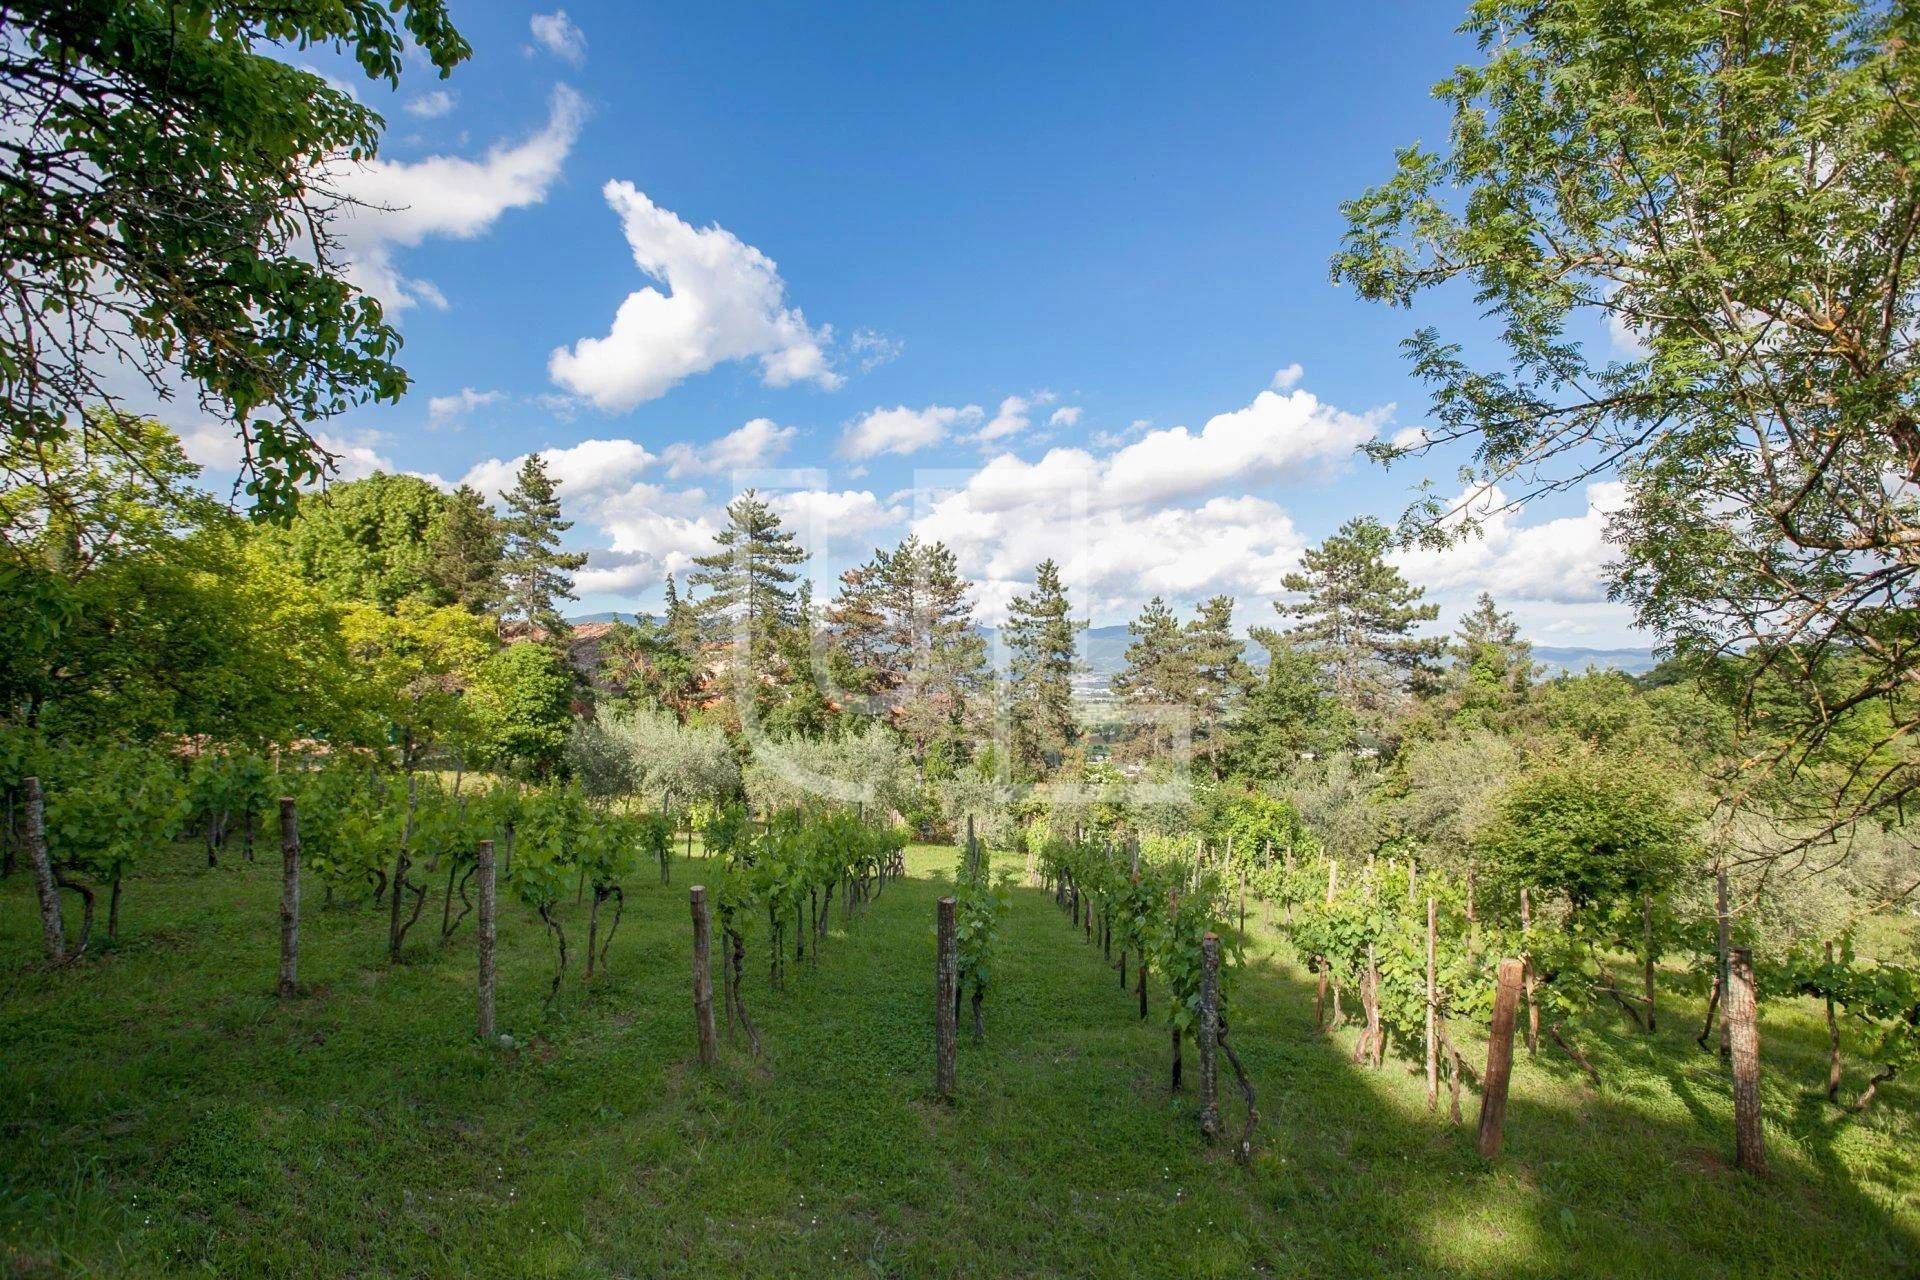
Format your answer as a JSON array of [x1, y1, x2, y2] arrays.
[[1237, 629, 1345, 779], [1003, 558, 1084, 776], [1276, 516, 1442, 719], [1450, 592, 1534, 714], [688, 490, 808, 721], [427, 483, 505, 614], [828, 535, 987, 778], [1111, 596, 1190, 762], [498, 455, 587, 639], [1183, 594, 1251, 778]]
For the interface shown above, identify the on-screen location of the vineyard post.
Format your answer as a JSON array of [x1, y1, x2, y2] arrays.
[[935, 896, 957, 1099], [1727, 947, 1766, 1173], [476, 839, 497, 1041], [1520, 887, 1538, 1054], [23, 777, 65, 964], [277, 797, 300, 998], [690, 886, 717, 1067], [1715, 867, 1732, 1059], [1476, 957, 1524, 1159], [1199, 932, 1221, 1141], [1641, 892, 1656, 1033], [1425, 895, 1437, 1112]]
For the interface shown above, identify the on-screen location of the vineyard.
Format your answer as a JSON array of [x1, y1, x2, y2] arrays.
[[1, 807, 1913, 1278]]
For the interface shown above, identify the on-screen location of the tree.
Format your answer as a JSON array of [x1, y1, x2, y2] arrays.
[[1003, 559, 1084, 777], [1236, 630, 1345, 779], [1449, 593, 1534, 719], [688, 491, 808, 722], [1, 0, 468, 516], [278, 473, 451, 609], [829, 535, 987, 779], [1112, 597, 1191, 761], [1334, 0, 1920, 845], [498, 454, 587, 639], [1277, 516, 1441, 723], [471, 642, 575, 779], [1184, 596, 1252, 779], [427, 484, 505, 614]]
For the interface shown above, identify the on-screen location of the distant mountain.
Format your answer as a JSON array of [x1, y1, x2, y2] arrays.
[[576, 615, 1657, 682]]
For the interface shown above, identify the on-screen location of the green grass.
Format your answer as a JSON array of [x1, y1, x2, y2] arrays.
[[1, 842, 1915, 1278]]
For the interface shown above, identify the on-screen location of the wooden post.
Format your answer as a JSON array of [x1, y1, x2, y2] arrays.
[[1727, 947, 1766, 1173], [1520, 887, 1538, 1054], [1425, 896, 1438, 1112], [476, 839, 497, 1041], [1641, 892, 1656, 1032], [1715, 866, 1732, 1058], [277, 797, 300, 998], [1476, 957, 1524, 1158], [23, 777, 65, 964], [935, 896, 957, 1098], [1199, 932, 1221, 1140], [691, 886, 717, 1066]]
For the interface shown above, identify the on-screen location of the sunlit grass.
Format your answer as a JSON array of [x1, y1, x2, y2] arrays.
[[0, 843, 1912, 1277]]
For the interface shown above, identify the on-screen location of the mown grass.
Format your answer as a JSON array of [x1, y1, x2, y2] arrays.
[[0, 841, 1915, 1278]]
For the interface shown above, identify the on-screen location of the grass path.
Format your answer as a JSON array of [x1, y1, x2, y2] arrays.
[[0, 842, 1915, 1277]]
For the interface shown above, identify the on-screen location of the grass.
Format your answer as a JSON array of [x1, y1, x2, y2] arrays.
[[0, 840, 1915, 1278]]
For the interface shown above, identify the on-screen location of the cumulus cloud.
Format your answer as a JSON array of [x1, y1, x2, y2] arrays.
[[769, 488, 905, 540], [906, 371, 1383, 621], [461, 437, 656, 504], [549, 181, 840, 411], [1271, 363, 1304, 391], [530, 10, 587, 65], [1392, 482, 1627, 605], [975, 394, 1034, 446], [426, 387, 503, 428], [839, 403, 982, 459], [403, 89, 456, 119], [662, 417, 797, 477], [333, 85, 586, 311], [1049, 405, 1083, 428]]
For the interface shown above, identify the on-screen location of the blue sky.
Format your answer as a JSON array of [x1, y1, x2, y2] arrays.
[[200, 2, 1643, 646]]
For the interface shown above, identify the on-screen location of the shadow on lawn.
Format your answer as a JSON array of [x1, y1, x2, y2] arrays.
[[1003, 879, 1918, 1280]]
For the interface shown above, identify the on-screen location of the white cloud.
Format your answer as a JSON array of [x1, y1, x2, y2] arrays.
[[662, 417, 798, 477], [769, 488, 905, 540], [332, 85, 586, 311], [530, 11, 587, 66], [839, 403, 982, 459], [1393, 482, 1627, 605], [850, 328, 904, 372], [549, 181, 841, 410], [906, 371, 1386, 622], [1049, 405, 1083, 428], [461, 437, 656, 504], [426, 387, 503, 428], [403, 89, 456, 119], [975, 394, 1033, 446], [1271, 363, 1304, 391]]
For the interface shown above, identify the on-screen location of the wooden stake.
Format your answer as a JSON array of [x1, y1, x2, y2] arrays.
[[1199, 932, 1221, 1141], [1476, 957, 1524, 1158], [691, 886, 717, 1066], [1425, 895, 1438, 1112], [476, 839, 497, 1041], [277, 797, 300, 998], [23, 777, 64, 964], [935, 896, 957, 1099], [1727, 947, 1767, 1173]]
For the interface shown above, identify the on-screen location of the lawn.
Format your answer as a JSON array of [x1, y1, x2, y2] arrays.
[[0, 842, 1914, 1278]]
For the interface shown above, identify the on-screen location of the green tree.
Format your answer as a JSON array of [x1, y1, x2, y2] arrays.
[[1184, 595, 1252, 779], [1112, 596, 1190, 762], [1334, 0, 1920, 839], [472, 641, 575, 779], [829, 535, 987, 779], [1277, 516, 1441, 724], [688, 490, 808, 724], [499, 454, 587, 639], [1, 0, 468, 515], [1236, 630, 1345, 779], [427, 484, 505, 614], [1449, 592, 1534, 719], [278, 472, 451, 609], [1003, 559, 1084, 777]]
